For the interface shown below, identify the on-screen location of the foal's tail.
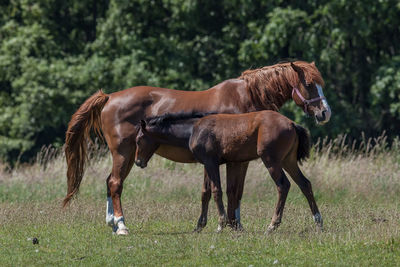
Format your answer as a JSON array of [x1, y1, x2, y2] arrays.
[[63, 90, 109, 207], [293, 124, 311, 163]]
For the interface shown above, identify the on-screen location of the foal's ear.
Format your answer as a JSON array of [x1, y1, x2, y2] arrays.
[[140, 120, 147, 131]]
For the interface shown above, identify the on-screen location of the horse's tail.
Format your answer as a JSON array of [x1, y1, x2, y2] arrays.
[[293, 123, 311, 163], [63, 90, 109, 207]]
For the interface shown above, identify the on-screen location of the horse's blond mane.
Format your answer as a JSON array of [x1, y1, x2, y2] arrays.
[[238, 61, 324, 110]]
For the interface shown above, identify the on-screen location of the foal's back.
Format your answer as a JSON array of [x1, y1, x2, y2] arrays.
[[189, 110, 297, 163]]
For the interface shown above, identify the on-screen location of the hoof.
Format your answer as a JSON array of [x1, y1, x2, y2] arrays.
[[196, 216, 207, 227], [116, 228, 129, 236], [314, 214, 324, 233], [236, 223, 244, 232], [266, 225, 277, 235], [216, 218, 228, 233], [316, 222, 324, 231], [106, 217, 114, 227], [228, 220, 244, 232], [316, 224, 324, 233], [193, 226, 204, 233]]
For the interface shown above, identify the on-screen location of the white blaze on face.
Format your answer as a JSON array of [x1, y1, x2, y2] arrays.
[[316, 84, 331, 122]]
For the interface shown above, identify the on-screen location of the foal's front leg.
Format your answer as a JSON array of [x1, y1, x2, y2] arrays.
[[195, 162, 248, 232], [226, 162, 249, 230]]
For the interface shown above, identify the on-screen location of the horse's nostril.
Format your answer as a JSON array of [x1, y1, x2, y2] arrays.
[[315, 110, 327, 123], [321, 110, 326, 121]]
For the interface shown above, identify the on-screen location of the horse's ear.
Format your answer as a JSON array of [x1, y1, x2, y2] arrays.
[[290, 62, 303, 74], [311, 61, 316, 67]]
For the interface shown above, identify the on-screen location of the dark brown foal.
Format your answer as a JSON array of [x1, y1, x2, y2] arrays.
[[135, 110, 323, 232]]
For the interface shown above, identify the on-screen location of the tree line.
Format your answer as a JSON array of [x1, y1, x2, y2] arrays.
[[0, 0, 399, 163]]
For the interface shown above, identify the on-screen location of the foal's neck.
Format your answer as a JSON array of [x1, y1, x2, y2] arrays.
[[149, 119, 197, 148]]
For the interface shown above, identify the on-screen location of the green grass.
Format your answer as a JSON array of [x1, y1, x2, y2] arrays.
[[0, 138, 399, 266]]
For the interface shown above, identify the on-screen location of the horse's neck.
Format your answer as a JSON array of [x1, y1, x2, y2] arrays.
[[151, 121, 195, 148], [239, 68, 293, 111]]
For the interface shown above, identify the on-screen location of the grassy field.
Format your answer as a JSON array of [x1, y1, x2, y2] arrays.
[[0, 136, 399, 266]]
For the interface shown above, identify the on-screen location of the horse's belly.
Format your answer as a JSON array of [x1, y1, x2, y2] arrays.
[[155, 145, 198, 163], [222, 153, 259, 163]]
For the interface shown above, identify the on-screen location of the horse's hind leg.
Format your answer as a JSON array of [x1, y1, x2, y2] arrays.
[[106, 174, 115, 229], [262, 159, 291, 233], [283, 160, 323, 230], [194, 169, 212, 232], [106, 142, 136, 235], [226, 161, 249, 230]]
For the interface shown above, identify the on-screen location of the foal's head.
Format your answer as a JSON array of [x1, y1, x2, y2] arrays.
[[290, 62, 331, 125], [135, 120, 159, 168]]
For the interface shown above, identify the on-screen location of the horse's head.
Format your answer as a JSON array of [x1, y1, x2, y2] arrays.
[[290, 62, 331, 125], [135, 120, 160, 168]]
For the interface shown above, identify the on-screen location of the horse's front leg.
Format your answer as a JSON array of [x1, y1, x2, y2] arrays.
[[226, 161, 249, 230], [194, 169, 212, 232]]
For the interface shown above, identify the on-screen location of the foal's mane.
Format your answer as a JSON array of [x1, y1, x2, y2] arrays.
[[238, 61, 324, 110], [146, 111, 217, 126]]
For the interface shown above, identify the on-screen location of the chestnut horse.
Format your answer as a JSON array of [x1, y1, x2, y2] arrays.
[[63, 61, 330, 235], [134, 110, 322, 232]]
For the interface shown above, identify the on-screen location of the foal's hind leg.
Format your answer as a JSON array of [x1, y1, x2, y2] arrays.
[[204, 162, 227, 232], [283, 161, 323, 230], [262, 159, 291, 233]]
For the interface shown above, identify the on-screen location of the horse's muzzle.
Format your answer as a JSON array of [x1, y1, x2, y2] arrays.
[[135, 159, 147, 169], [315, 108, 331, 125]]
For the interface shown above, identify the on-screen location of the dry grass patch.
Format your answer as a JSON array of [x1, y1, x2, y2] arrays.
[[0, 134, 399, 266]]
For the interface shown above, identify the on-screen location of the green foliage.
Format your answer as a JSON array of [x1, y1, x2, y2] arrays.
[[0, 0, 399, 163], [371, 56, 400, 133]]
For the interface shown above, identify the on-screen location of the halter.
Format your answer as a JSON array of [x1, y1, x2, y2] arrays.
[[292, 87, 325, 113]]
